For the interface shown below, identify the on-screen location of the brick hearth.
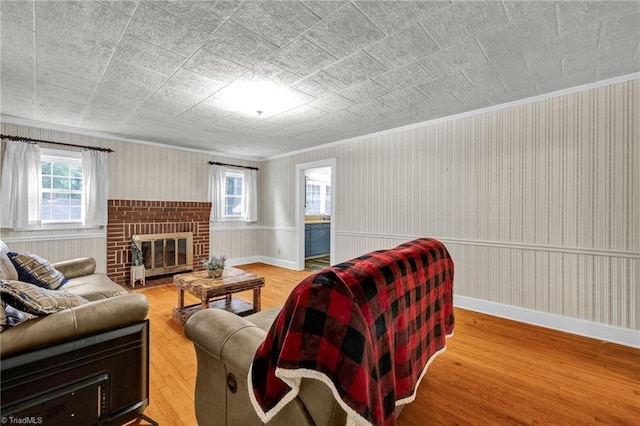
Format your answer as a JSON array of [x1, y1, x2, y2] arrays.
[[107, 200, 210, 287]]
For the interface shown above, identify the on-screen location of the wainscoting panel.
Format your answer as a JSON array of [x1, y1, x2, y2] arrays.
[[263, 79, 639, 333], [1, 235, 107, 273]]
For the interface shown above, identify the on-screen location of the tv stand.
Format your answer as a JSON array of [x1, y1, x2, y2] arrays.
[[1, 321, 151, 425]]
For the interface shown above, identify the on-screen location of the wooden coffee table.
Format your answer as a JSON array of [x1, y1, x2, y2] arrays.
[[172, 267, 265, 325]]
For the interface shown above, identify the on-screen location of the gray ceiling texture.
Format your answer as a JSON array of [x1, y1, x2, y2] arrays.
[[1, 1, 639, 159]]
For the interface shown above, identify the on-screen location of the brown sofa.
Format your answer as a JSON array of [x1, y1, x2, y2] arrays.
[[0, 240, 152, 425], [0, 240, 148, 357]]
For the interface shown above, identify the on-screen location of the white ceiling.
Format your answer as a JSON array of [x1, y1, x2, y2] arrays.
[[1, 1, 638, 159]]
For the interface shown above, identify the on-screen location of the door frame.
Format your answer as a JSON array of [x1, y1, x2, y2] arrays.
[[295, 158, 336, 271]]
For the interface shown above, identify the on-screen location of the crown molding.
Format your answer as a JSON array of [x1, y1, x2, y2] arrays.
[[0, 115, 262, 162]]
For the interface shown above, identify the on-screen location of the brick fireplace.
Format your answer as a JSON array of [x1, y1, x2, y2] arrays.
[[106, 200, 210, 287]]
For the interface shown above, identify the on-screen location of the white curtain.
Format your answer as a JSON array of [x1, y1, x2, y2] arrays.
[[82, 150, 109, 227], [0, 141, 42, 229], [243, 169, 257, 222], [209, 165, 226, 222]]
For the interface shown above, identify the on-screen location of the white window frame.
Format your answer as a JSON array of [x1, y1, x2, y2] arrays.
[[40, 148, 83, 225], [224, 171, 244, 219]]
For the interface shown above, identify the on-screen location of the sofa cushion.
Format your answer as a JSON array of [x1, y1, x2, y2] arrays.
[[0, 280, 88, 316], [62, 273, 128, 301], [0, 240, 18, 280], [8, 252, 68, 290]]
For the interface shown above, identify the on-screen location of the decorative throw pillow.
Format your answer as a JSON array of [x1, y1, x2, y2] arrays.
[[0, 299, 35, 332], [0, 280, 88, 316], [7, 252, 68, 290]]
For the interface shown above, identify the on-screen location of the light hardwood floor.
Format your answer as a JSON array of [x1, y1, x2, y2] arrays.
[[130, 263, 640, 426]]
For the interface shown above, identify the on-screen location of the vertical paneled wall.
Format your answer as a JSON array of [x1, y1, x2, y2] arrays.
[[0, 122, 260, 272], [261, 79, 639, 331]]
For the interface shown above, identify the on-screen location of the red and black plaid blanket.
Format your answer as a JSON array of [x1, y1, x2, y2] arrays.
[[249, 238, 454, 426]]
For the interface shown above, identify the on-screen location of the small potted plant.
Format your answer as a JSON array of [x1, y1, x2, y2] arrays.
[[202, 255, 226, 279]]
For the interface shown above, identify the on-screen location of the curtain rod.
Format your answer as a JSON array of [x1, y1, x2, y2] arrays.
[[0, 134, 114, 153], [208, 161, 259, 171]]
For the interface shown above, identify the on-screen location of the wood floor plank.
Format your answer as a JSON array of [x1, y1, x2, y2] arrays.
[[130, 263, 639, 425]]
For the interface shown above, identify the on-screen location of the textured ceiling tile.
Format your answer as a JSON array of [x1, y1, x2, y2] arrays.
[[339, 79, 390, 103], [355, 1, 451, 35], [301, 1, 349, 19], [502, 1, 551, 21], [478, 6, 558, 61], [291, 71, 348, 98], [239, 62, 301, 86], [378, 87, 430, 110], [133, 105, 181, 122], [183, 49, 248, 82], [127, 2, 209, 55], [323, 51, 388, 85], [232, 1, 321, 46], [416, 72, 472, 96], [418, 38, 488, 79], [37, 82, 93, 105], [142, 97, 190, 115], [268, 38, 337, 77], [536, 69, 596, 94], [308, 93, 355, 113], [35, 1, 129, 42], [523, 24, 599, 68], [163, 69, 225, 97], [453, 81, 505, 105], [91, 90, 141, 109], [599, 11, 640, 52], [151, 1, 240, 32], [373, 62, 434, 92], [154, 86, 209, 107], [96, 79, 155, 100], [556, 0, 640, 36], [304, 3, 385, 59], [35, 18, 114, 81], [36, 95, 86, 118], [419, 92, 462, 113], [265, 105, 327, 127], [384, 105, 428, 123], [113, 34, 186, 76], [463, 55, 529, 86], [201, 20, 280, 68], [36, 67, 97, 95], [96, 1, 138, 16], [421, 1, 508, 49], [102, 59, 166, 90], [366, 23, 439, 68], [348, 99, 393, 117], [1, 82, 35, 119]]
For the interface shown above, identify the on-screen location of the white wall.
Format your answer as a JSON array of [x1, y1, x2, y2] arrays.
[[259, 79, 640, 339]]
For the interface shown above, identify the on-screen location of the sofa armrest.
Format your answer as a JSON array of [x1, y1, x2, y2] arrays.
[[51, 257, 96, 279], [0, 293, 149, 358], [185, 308, 267, 373]]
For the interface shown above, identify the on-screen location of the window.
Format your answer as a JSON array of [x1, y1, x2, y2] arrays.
[[305, 179, 331, 215], [40, 150, 83, 223], [224, 172, 244, 217]]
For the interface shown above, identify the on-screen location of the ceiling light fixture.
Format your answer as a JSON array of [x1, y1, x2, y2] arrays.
[[216, 81, 301, 117]]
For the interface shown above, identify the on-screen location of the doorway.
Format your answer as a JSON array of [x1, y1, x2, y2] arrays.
[[295, 159, 336, 271]]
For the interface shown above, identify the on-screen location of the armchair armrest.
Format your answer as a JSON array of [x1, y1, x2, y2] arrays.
[[0, 293, 149, 358], [51, 257, 96, 279], [185, 308, 267, 373]]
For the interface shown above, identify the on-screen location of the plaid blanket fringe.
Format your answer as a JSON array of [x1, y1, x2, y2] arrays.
[[250, 238, 455, 426]]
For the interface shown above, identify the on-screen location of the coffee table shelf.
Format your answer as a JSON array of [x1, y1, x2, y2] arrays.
[[172, 267, 264, 325]]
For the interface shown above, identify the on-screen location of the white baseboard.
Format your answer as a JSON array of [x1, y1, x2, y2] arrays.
[[455, 295, 640, 349], [230, 256, 297, 271]]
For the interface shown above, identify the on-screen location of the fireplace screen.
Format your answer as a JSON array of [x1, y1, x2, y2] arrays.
[[132, 232, 193, 277]]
